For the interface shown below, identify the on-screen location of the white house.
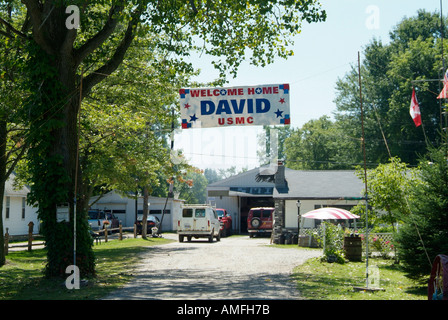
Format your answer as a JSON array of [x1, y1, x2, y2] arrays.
[[89, 190, 184, 232], [2, 174, 40, 236]]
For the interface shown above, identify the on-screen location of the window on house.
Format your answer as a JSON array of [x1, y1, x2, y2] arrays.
[[22, 197, 26, 219], [6, 196, 10, 219], [150, 209, 170, 214]]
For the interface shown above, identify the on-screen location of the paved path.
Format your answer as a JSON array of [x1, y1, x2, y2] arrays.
[[105, 234, 321, 300]]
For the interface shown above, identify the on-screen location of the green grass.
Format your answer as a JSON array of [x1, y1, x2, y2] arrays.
[[292, 256, 427, 300], [0, 237, 173, 300]]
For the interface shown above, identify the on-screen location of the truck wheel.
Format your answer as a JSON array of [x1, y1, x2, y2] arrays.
[[216, 231, 221, 241], [187, 236, 192, 242], [209, 234, 213, 242], [179, 235, 184, 242]]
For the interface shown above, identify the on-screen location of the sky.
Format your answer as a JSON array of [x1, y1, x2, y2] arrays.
[[174, 0, 444, 172]]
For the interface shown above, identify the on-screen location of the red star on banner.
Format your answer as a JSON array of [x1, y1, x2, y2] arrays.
[[279, 98, 285, 104], [184, 103, 191, 109]]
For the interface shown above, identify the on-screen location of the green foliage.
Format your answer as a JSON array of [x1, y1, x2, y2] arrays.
[[314, 221, 346, 264], [176, 169, 208, 204], [284, 116, 351, 169], [334, 10, 447, 166], [143, 0, 327, 78], [396, 147, 448, 282], [355, 157, 421, 226], [0, 2, 29, 267], [80, 34, 199, 203]]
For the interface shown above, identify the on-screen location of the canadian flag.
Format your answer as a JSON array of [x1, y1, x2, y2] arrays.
[[410, 88, 422, 127]]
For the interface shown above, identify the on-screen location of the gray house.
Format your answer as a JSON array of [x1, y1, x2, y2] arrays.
[[207, 161, 365, 241], [264, 161, 365, 243]]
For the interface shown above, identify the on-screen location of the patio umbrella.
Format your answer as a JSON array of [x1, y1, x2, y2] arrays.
[[301, 207, 360, 253], [301, 207, 360, 220]]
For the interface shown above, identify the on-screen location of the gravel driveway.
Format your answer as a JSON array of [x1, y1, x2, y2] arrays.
[[105, 233, 321, 300]]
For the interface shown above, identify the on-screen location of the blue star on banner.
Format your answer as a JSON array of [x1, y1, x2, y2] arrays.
[[190, 114, 198, 122], [274, 109, 284, 118]]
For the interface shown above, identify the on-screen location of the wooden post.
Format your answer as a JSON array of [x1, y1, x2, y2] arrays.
[[4, 228, 9, 256], [134, 223, 137, 238], [119, 223, 123, 241], [28, 221, 34, 252], [104, 224, 108, 243]]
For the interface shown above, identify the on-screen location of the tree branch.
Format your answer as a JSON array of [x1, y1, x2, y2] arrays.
[[21, 0, 54, 55], [73, 4, 124, 67], [5, 144, 28, 180], [81, 9, 142, 99], [0, 16, 29, 39]]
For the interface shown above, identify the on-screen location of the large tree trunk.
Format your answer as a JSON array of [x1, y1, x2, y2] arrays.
[[28, 50, 95, 277]]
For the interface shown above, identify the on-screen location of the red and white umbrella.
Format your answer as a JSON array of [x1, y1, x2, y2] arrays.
[[302, 207, 360, 220], [301, 207, 360, 254]]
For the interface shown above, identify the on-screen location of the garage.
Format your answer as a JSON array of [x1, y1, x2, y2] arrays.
[[206, 169, 275, 234]]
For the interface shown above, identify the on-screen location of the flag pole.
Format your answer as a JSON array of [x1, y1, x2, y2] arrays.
[[357, 52, 369, 289]]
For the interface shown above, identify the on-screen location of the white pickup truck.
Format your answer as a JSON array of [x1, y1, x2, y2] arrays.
[[177, 204, 221, 242]]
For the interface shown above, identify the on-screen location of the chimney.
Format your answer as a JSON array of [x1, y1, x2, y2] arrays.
[[275, 160, 287, 189]]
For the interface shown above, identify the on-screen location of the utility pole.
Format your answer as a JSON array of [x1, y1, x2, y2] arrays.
[[358, 52, 370, 289]]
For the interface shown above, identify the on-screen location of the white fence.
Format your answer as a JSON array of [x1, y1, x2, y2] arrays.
[[300, 228, 395, 254]]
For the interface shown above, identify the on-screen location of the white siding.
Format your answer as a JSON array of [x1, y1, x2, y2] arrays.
[[2, 174, 40, 236], [285, 199, 361, 229], [2, 195, 40, 236], [285, 200, 299, 229]]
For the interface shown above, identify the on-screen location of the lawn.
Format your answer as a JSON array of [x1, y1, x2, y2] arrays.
[[0, 236, 173, 300], [292, 256, 427, 300]]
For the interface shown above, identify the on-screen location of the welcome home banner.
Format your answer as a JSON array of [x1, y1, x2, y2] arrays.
[[179, 84, 291, 129]]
